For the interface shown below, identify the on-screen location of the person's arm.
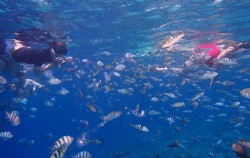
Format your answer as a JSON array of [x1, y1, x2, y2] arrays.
[[34, 56, 73, 74], [215, 41, 250, 60], [34, 63, 54, 74]]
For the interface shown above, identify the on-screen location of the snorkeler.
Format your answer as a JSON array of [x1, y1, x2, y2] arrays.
[[185, 40, 250, 68], [160, 40, 250, 75], [232, 143, 249, 158], [0, 28, 72, 76]]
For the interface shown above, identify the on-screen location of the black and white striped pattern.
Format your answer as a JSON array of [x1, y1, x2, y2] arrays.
[[0, 131, 13, 140], [5, 111, 21, 126], [73, 151, 92, 158], [53, 136, 74, 150]]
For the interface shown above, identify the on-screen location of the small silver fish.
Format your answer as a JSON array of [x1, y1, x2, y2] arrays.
[[240, 88, 250, 99], [97, 61, 104, 67], [0, 131, 13, 140], [151, 97, 160, 103], [73, 151, 92, 158], [101, 111, 122, 122], [161, 32, 185, 48], [217, 58, 238, 66], [171, 102, 185, 108], [190, 92, 204, 102], [115, 64, 126, 71], [130, 124, 149, 132], [147, 110, 161, 115], [48, 78, 61, 85], [0, 76, 7, 84], [164, 92, 178, 99], [57, 88, 69, 95], [199, 71, 218, 80]]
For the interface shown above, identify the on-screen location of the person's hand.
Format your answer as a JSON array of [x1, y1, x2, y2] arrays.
[[65, 57, 73, 63], [53, 57, 65, 66]]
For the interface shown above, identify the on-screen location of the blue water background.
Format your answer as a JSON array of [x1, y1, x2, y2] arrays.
[[0, 0, 250, 158]]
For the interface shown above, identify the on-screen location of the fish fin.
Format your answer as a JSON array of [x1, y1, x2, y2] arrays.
[[4, 111, 9, 119], [100, 115, 106, 121], [48, 146, 56, 153], [210, 78, 214, 87]]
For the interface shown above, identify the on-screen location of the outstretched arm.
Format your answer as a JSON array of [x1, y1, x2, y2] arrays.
[[34, 56, 73, 74]]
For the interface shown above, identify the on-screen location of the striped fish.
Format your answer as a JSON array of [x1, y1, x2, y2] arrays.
[[124, 52, 135, 59], [216, 46, 235, 59], [240, 88, 250, 99], [86, 104, 97, 112], [0, 131, 13, 140], [131, 103, 145, 117], [57, 88, 69, 95], [52, 136, 74, 150], [5, 111, 21, 126], [48, 78, 61, 85], [190, 92, 204, 102], [217, 58, 238, 66], [73, 151, 92, 158], [199, 71, 218, 80], [130, 124, 149, 132], [161, 32, 185, 48], [164, 92, 178, 99], [101, 111, 122, 122], [147, 110, 161, 115], [50, 144, 68, 158], [115, 64, 126, 71], [12, 97, 27, 104]]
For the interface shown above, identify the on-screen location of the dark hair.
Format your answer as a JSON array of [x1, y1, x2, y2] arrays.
[[51, 41, 67, 55]]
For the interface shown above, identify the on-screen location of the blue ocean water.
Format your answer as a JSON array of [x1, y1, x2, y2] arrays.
[[1, 0, 250, 158]]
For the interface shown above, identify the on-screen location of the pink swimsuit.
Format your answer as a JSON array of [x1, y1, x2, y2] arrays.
[[194, 43, 220, 66]]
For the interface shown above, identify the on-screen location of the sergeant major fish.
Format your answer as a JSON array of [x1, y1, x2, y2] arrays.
[[48, 78, 61, 85], [51, 136, 74, 151], [101, 111, 122, 122], [161, 32, 185, 48], [73, 151, 92, 158], [199, 71, 218, 80], [190, 92, 204, 102], [5, 111, 21, 126], [240, 88, 250, 99], [0, 131, 13, 141], [130, 124, 149, 132], [50, 144, 68, 158]]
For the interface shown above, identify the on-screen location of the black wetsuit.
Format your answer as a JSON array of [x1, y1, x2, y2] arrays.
[[0, 39, 57, 67], [12, 47, 54, 67]]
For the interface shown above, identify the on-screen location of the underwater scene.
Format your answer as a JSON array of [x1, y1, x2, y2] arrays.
[[0, 0, 250, 158]]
